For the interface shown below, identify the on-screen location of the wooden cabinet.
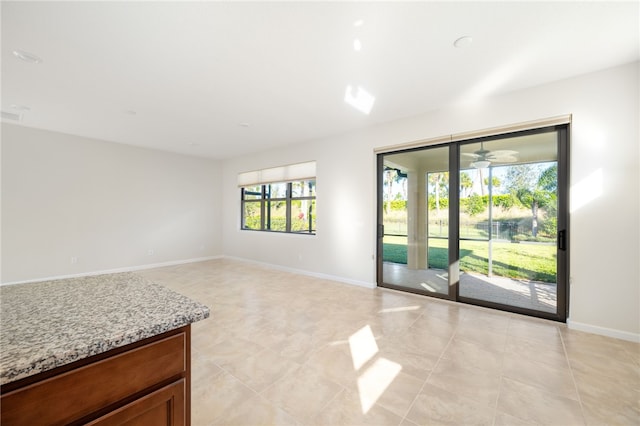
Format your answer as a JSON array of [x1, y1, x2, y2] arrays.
[[1, 326, 191, 426], [87, 380, 185, 426]]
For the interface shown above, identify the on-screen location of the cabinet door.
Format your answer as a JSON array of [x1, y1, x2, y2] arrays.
[[1, 331, 186, 426], [87, 379, 185, 426]]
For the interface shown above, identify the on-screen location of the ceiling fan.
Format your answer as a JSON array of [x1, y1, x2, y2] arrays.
[[462, 142, 518, 169]]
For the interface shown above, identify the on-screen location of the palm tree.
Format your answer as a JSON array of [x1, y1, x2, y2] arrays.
[[429, 172, 449, 216], [460, 172, 473, 197]]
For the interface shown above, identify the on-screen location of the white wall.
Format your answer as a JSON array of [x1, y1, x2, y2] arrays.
[[222, 62, 640, 339], [1, 124, 222, 283]]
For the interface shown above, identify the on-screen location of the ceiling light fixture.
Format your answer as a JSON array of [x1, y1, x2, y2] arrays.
[[471, 160, 491, 169], [12, 49, 43, 63], [353, 19, 364, 27], [239, 122, 250, 128], [453, 36, 473, 48]]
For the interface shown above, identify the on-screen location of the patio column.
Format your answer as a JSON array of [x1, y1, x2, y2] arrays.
[[407, 168, 428, 269]]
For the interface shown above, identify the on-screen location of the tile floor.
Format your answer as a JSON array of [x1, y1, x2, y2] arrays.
[[138, 259, 639, 426]]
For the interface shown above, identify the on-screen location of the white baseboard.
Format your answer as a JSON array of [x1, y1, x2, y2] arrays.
[[1, 255, 224, 286], [223, 255, 376, 289], [567, 318, 640, 343]]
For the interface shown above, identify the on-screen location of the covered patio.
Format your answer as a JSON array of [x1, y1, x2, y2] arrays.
[[383, 262, 557, 314]]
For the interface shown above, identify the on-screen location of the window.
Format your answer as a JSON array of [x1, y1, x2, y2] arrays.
[[241, 180, 316, 234]]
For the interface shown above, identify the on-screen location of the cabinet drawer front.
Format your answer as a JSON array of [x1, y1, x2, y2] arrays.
[[86, 379, 185, 426], [1, 332, 186, 426]]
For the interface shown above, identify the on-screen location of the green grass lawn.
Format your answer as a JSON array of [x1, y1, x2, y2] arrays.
[[383, 236, 556, 283]]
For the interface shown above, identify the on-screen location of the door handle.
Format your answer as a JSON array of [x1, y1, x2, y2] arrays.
[[558, 230, 566, 251]]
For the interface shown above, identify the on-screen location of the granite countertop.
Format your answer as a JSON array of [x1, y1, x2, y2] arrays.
[[0, 272, 210, 385]]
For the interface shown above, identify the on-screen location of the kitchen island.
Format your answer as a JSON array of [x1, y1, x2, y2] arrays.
[[0, 272, 209, 425]]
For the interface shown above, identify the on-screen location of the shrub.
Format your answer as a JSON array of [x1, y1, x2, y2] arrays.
[[428, 197, 449, 210], [390, 200, 407, 211], [465, 194, 485, 216]]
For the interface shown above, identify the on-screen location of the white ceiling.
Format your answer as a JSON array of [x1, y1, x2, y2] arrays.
[[2, 1, 638, 160]]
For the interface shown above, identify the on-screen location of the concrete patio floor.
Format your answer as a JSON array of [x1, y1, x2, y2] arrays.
[[382, 262, 557, 313]]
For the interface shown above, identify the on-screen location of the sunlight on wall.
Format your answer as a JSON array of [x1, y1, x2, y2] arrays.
[[570, 168, 603, 213], [457, 52, 531, 104], [332, 188, 367, 278]]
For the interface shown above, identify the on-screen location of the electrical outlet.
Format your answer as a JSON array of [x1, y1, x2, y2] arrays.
[[147, 249, 154, 256], [70, 256, 78, 264]]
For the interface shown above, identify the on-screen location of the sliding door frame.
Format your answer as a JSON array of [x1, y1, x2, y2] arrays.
[[377, 124, 570, 322]]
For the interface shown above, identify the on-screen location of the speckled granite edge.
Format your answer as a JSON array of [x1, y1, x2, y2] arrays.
[[0, 273, 210, 385]]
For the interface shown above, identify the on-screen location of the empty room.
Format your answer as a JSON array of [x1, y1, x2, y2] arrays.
[[1, 1, 638, 425]]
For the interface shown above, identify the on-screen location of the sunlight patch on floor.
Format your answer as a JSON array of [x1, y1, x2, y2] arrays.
[[348, 324, 403, 414], [378, 305, 421, 314], [348, 325, 378, 370], [357, 358, 402, 414]]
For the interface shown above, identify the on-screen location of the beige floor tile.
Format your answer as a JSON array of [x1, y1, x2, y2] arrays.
[[507, 315, 563, 344], [203, 337, 266, 369], [262, 364, 343, 423], [426, 357, 502, 407], [405, 383, 495, 426], [441, 337, 503, 373], [501, 354, 579, 401], [212, 393, 299, 426], [573, 368, 640, 403], [376, 337, 441, 380], [312, 388, 403, 426], [358, 367, 425, 418], [419, 299, 464, 323], [460, 308, 511, 334], [409, 314, 458, 339], [493, 411, 537, 426], [268, 330, 319, 364], [243, 321, 291, 349], [497, 377, 585, 425], [219, 347, 300, 392], [132, 259, 640, 426], [191, 348, 226, 386], [581, 393, 640, 426], [304, 342, 360, 390], [368, 309, 423, 336], [504, 334, 569, 369], [191, 371, 257, 425], [561, 328, 636, 359], [453, 323, 508, 352], [573, 369, 640, 425], [191, 321, 233, 352], [568, 349, 640, 385]]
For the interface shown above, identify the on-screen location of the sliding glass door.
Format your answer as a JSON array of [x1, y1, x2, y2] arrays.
[[378, 146, 450, 297], [377, 125, 569, 321]]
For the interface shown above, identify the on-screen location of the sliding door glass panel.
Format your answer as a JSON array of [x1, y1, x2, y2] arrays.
[[381, 146, 449, 296], [459, 132, 559, 313]]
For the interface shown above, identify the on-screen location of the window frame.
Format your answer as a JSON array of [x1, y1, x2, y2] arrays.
[[241, 180, 316, 235]]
